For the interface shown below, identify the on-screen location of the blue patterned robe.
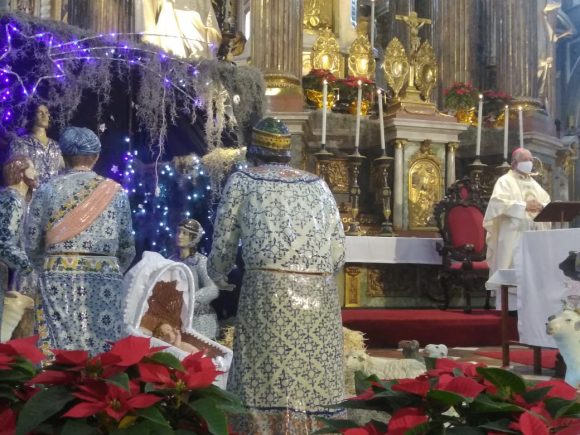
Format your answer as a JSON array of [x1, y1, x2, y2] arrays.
[[26, 170, 135, 355], [9, 135, 63, 185], [0, 188, 31, 335], [208, 164, 345, 434]]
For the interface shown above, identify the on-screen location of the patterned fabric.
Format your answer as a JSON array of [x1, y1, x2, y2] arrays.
[[182, 253, 219, 339], [59, 127, 101, 156], [208, 163, 345, 433], [9, 135, 63, 185], [26, 170, 135, 355]]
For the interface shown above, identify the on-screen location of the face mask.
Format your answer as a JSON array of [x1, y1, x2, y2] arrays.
[[517, 161, 533, 174]]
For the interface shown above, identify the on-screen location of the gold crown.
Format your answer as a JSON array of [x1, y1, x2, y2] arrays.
[[252, 129, 292, 151]]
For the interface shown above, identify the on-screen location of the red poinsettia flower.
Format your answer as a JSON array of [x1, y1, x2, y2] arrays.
[[139, 352, 218, 392], [0, 407, 16, 435], [387, 407, 428, 435], [30, 369, 79, 385], [518, 410, 550, 435], [0, 336, 44, 365], [351, 386, 376, 401], [391, 379, 430, 398], [438, 376, 486, 399], [342, 422, 385, 434], [64, 381, 161, 422], [105, 336, 158, 367], [532, 380, 577, 401], [0, 354, 14, 370]]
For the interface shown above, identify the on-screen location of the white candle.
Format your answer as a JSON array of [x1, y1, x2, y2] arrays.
[[503, 105, 509, 160], [378, 88, 385, 150], [322, 79, 328, 147], [476, 94, 483, 157], [354, 80, 362, 151], [370, 0, 375, 50], [518, 106, 524, 148]]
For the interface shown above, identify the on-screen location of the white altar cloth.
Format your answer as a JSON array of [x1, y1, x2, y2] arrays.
[[345, 236, 442, 264], [515, 228, 580, 348]]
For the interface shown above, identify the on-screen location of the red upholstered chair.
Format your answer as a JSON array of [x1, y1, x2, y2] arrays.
[[434, 177, 491, 313]]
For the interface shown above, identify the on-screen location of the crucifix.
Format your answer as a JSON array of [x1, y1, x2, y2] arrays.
[[395, 11, 432, 55]]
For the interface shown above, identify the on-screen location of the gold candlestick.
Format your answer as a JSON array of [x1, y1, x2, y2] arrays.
[[468, 157, 487, 188], [346, 150, 366, 236], [374, 151, 395, 236], [314, 144, 334, 184]]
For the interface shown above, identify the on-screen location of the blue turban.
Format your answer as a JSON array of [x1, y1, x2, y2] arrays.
[[59, 127, 101, 156]]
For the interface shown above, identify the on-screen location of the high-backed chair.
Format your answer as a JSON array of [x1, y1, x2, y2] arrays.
[[434, 177, 491, 313]]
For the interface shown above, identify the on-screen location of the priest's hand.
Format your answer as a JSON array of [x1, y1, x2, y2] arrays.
[[526, 199, 544, 213]]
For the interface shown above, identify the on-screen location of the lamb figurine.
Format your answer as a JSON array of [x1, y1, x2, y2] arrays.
[[424, 344, 449, 359], [546, 308, 580, 388]]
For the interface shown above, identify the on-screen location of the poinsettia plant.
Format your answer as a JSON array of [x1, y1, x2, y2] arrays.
[[303, 68, 338, 89], [444, 82, 480, 110], [483, 90, 513, 118], [0, 335, 243, 435], [316, 358, 580, 435], [332, 76, 375, 114]]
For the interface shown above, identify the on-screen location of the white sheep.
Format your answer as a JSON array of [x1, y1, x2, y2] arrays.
[[424, 344, 449, 359], [546, 309, 580, 388]]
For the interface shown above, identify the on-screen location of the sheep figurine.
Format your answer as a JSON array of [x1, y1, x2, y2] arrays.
[[546, 308, 580, 388], [399, 340, 421, 360], [424, 344, 449, 359]]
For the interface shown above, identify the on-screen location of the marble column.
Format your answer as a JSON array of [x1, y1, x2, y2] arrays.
[[393, 139, 406, 230], [251, 0, 304, 110], [446, 142, 458, 187], [494, 0, 539, 99], [431, 0, 480, 103]]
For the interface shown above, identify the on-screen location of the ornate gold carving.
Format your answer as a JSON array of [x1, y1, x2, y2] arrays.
[[304, 0, 322, 29], [447, 142, 459, 152], [368, 267, 386, 297], [556, 149, 575, 176], [382, 38, 409, 99], [264, 73, 301, 89], [414, 41, 437, 101], [311, 28, 341, 76], [348, 18, 376, 80], [535, 162, 553, 196], [305, 89, 335, 110], [394, 139, 407, 150], [316, 159, 349, 193], [345, 266, 362, 307], [408, 140, 442, 229]]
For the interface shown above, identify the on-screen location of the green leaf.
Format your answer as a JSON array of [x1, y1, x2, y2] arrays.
[[470, 395, 524, 414], [445, 427, 486, 434], [110, 421, 153, 435], [0, 384, 16, 402], [16, 386, 75, 435], [354, 371, 380, 394], [478, 419, 519, 434], [60, 419, 99, 435], [476, 367, 526, 395], [189, 397, 228, 435], [136, 406, 172, 428], [106, 372, 131, 392], [147, 353, 184, 371], [311, 418, 361, 434], [424, 356, 437, 370], [405, 422, 431, 434], [520, 386, 552, 404], [427, 390, 466, 407], [545, 398, 580, 418], [194, 385, 245, 415]]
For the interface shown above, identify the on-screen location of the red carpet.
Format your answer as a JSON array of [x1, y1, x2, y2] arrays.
[[342, 309, 518, 348], [474, 349, 559, 369]]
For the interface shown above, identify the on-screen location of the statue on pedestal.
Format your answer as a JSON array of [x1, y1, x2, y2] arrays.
[[175, 219, 219, 340], [0, 156, 37, 341], [9, 104, 63, 185]]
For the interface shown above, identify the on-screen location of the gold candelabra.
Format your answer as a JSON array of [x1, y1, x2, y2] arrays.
[[314, 144, 334, 184], [468, 157, 487, 188], [374, 151, 395, 236], [346, 150, 366, 236]]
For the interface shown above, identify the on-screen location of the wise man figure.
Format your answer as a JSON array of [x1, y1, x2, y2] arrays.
[[9, 104, 64, 185], [26, 127, 135, 355], [175, 218, 219, 339], [208, 117, 346, 434], [483, 147, 551, 310], [0, 156, 37, 338]]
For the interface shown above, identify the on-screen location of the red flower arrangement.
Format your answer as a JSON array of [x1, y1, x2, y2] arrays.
[[0, 336, 243, 435], [317, 358, 580, 435], [483, 89, 513, 118], [444, 82, 480, 110]]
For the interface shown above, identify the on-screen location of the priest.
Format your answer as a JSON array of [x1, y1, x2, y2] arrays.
[[483, 147, 551, 309]]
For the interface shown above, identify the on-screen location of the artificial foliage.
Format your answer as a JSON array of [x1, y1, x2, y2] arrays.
[[0, 335, 243, 435], [317, 358, 580, 435], [0, 13, 265, 153]]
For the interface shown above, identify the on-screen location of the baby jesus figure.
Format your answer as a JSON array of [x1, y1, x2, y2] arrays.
[[152, 322, 199, 354]]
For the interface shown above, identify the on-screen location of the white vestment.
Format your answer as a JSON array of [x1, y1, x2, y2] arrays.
[[483, 170, 551, 310]]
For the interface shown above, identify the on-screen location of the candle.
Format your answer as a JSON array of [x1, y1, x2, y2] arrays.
[[503, 105, 509, 160], [321, 79, 328, 148], [370, 0, 376, 50], [354, 80, 363, 151], [475, 94, 483, 157], [378, 88, 385, 150], [518, 106, 524, 148]]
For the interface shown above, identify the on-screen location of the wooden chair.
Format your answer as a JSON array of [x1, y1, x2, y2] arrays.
[[434, 177, 491, 313]]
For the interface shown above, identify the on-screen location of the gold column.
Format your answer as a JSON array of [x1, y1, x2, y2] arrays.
[[251, 0, 304, 108], [431, 0, 479, 103], [495, 0, 538, 99]]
